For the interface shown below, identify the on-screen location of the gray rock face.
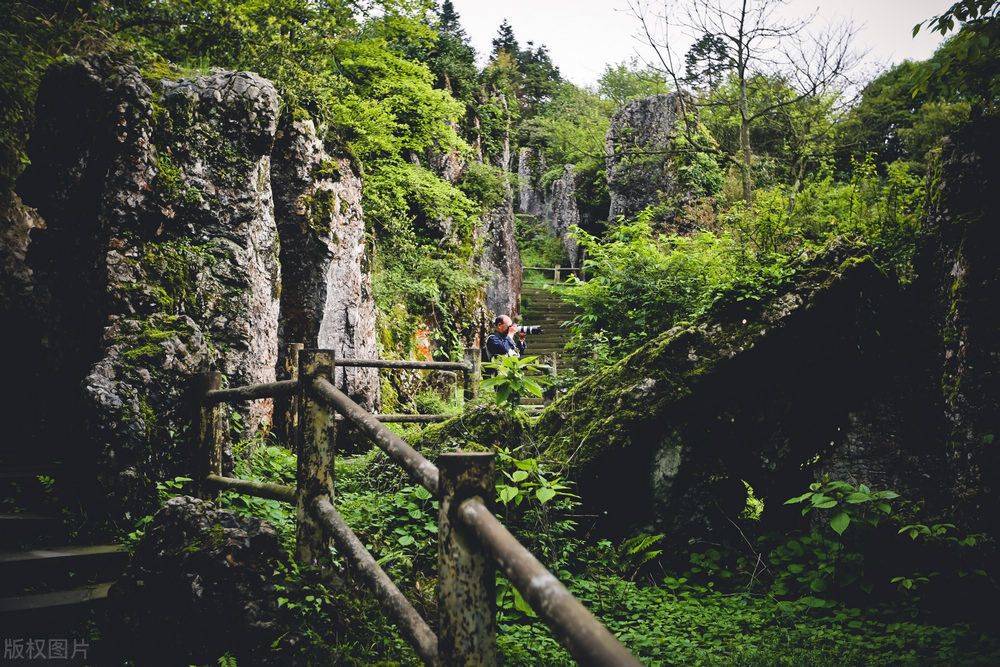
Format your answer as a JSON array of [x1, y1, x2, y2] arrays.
[[272, 118, 378, 411], [17, 56, 281, 514], [108, 495, 288, 665], [428, 123, 466, 184], [606, 92, 689, 223], [0, 191, 42, 307], [544, 165, 582, 267], [517, 147, 545, 216], [478, 179, 522, 319]]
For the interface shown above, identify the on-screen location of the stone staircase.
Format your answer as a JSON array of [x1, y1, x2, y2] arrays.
[[519, 284, 579, 406], [0, 461, 128, 637]]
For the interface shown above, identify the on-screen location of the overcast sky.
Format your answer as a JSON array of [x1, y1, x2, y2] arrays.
[[449, 0, 950, 88]]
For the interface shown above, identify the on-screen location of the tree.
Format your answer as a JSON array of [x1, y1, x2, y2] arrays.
[[684, 33, 730, 89], [491, 18, 519, 58], [429, 0, 478, 104], [597, 59, 671, 109], [627, 0, 860, 201], [912, 0, 999, 114]]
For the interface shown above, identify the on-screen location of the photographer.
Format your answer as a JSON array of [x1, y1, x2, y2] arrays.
[[485, 315, 526, 361]]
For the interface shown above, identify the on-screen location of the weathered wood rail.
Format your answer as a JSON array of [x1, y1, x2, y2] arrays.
[[188, 347, 639, 666], [523, 264, 585, 282]]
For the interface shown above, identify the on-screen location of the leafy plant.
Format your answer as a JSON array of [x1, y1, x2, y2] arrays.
[[784, 478, 899, 536], [480, 355, 551, 408]]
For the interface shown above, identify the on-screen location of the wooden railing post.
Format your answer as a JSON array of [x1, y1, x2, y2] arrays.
[[280, 342, 304, 448], [553, 264, 561, 283], [194, 371, 224, 500], [438, 452, 496, 665], [296, 349, 336, 567], [462, 347, 482, 403]]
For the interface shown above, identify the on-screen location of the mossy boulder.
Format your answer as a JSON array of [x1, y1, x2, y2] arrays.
[[108, 496, 288, 665], [535, 241, 898, 538], [419, 402, 533, 456]]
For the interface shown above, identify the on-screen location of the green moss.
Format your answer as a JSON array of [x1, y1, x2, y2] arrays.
[[302, 189, 336, 234], [136, 239, 216, 313], [120, 314, 198, 362], [418, 403, 532, 457], [313, 158, 341, 181], [154, 153, 204, 207]]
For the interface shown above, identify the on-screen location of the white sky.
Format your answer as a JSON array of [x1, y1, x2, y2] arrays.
[[450, 0, 950, 88]]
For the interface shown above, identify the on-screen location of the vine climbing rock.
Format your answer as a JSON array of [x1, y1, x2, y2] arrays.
[[272, 116, 379, 412], [16, 55, 282, 517], [535, 242, 905, 539], [107, 496, 289, 665], [605, 92, 693, 227]]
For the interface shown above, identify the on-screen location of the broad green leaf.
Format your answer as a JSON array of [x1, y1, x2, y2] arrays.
[[535, 487, 557, 504], [830, 511, 851, 535], [784, 492, 813, 505], [498, 486, 518, 504]]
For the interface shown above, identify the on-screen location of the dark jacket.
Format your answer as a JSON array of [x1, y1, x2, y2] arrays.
[[484, 332, 526, 361]]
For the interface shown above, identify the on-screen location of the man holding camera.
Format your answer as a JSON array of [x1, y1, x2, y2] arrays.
[[485, 315, 527, 361]]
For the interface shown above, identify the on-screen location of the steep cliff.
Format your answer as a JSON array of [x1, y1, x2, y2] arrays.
[[479, 180, 522, 319], [544, 165, 582, 267]]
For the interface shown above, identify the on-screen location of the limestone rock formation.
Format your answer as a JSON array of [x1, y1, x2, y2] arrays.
[[272, 118, 378, 411], [17, 56, 281, 514], [517, 146, 545, 216], [0, 192, 46, 453], [606, 92, 689, 223], [478, 180, 522, 319], [108, 496, 288, 665], [544, 165, 582, 267]]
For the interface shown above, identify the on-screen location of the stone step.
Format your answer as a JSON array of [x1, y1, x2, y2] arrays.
[[0, 545, 128, 596], [0, 581, 113, 634]]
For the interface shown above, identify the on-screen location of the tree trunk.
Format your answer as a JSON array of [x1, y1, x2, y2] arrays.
[[739, 72, 753, 202]]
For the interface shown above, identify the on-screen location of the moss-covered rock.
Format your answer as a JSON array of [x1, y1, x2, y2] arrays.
[[418, 402, 533, 456], [535, 241, 898, 537]]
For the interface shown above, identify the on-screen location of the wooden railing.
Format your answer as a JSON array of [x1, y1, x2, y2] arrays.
[[189, 347, 639, 666], [523, 265, 585, 282]]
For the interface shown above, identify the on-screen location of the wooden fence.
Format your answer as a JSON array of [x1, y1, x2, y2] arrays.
[[189, 347, 639, 666], [523, 265, 585, 282]]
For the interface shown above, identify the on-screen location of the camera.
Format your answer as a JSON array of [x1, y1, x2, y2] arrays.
[[517, 324, 543, 335]]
